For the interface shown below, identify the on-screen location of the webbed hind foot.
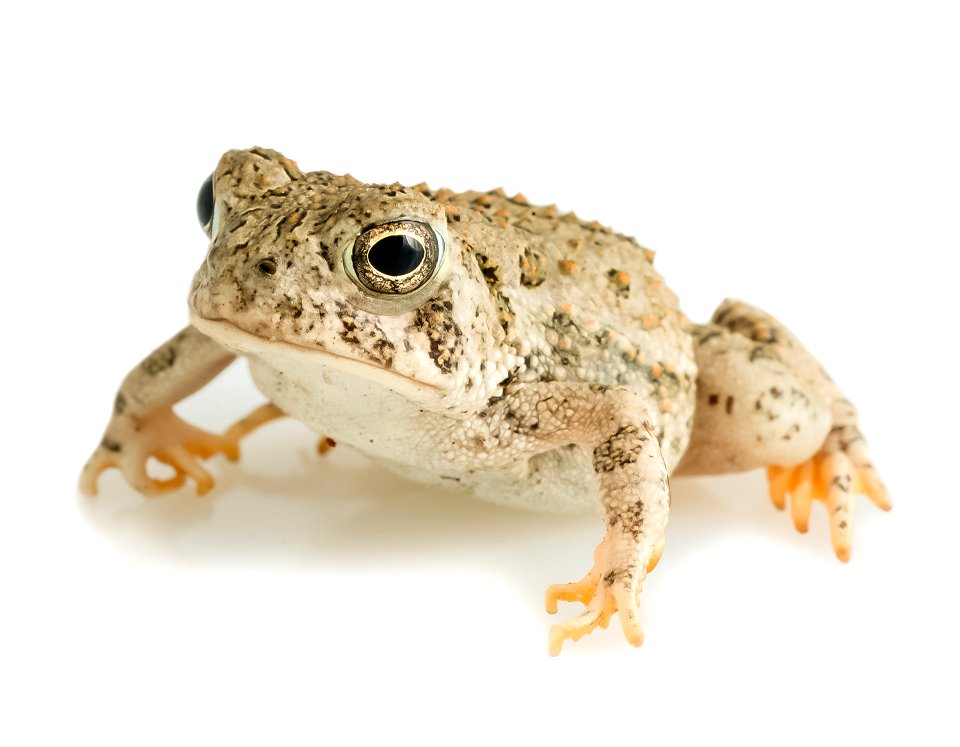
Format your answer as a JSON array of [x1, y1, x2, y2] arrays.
[[768, 434, 890, 561]]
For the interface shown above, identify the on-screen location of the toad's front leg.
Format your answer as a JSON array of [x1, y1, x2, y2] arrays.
[[80, 325, 240, 497], [470, 385, 671, 655], [546, 414, 669, 655]]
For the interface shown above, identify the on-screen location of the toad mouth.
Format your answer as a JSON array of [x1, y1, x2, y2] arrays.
[[189, 313, 446, 401]]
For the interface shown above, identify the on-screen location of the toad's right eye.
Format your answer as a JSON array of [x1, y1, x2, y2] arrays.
[[347, 220, 442, 296], [196, 173, 214, 233]]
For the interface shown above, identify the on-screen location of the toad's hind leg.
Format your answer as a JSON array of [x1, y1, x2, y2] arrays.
[[675, 299, 890, 560], [222, 403, 338, 457]]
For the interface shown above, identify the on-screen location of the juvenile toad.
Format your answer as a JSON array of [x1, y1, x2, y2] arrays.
[[81, 147, 890, 655]]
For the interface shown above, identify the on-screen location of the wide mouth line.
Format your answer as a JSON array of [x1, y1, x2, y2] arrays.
[[189, 313, 444, 394]]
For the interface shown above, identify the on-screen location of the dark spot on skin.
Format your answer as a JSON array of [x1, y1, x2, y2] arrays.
[[725, 396, 734, 414], [464, 246, 513, 333], [141, 345, 176, 376], [727, 314, 782, 345], [371, 337, 395, 363], [335, 303, 396, 368], [708, 394, 719, 406], [606, 268, 630, 298], [475, 253, 500, 288], [495, 294, 514, 333], [829, 424, 865, 452], [610, 501, 646, 541], [274, 292, 305, 321], [714, 305, 734, 325], [484, 391, 505, 408], [831, 474, 852, 492], [257, 258, 278, 276], [101, 438, 121, 453], [413, 294, 463, 374], [283, 210, 306, 237], [319, 241, 336, 272], [781, 423, 801, 440], [519, 245, 547, 287], [593, 425, 647, 473], [601, 563, 638, 587], [113, 392, 127, 415]]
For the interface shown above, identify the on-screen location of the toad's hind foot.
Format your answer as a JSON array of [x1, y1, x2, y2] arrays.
[[767, 445, 890, 562], [225, 404, 335, 456], [544, 538, 663, 656], [222, 402, 286, 444]]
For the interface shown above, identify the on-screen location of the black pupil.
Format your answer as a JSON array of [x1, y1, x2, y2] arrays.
[[367, 234, 425, 276], [196, 173, 214, 227]]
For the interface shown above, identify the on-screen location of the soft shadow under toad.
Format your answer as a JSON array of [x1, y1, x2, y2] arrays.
[[78, 418, 827, 606]]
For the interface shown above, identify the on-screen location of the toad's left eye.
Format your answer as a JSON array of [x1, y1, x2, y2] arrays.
[[349, 220, 441, 295], [196, 173, 214, 231]]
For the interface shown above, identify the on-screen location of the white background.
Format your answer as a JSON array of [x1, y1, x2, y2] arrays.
[[2, 2, 958, 745]]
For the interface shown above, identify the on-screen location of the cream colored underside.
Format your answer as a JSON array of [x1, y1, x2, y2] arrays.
[[191, 315, 599, 513]]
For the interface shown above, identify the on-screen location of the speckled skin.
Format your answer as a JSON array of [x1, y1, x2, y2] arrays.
[[81, 147, 889, 654]]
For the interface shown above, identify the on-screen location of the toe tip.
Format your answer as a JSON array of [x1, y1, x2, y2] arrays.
[[548, 629, 564, 657]]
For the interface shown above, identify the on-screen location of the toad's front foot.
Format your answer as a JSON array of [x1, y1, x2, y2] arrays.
[[80, 406, 245, 498], [545, 534, 663, 656], [767, 431, 890, 561]]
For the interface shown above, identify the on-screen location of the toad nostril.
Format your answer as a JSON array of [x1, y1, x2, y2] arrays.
[[257, 258, 278, 276]]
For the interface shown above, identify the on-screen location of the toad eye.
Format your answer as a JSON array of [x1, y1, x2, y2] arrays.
[[196, 172, 215, 233], [368, 234, 425, 276], [349, 220, 442, 295]]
